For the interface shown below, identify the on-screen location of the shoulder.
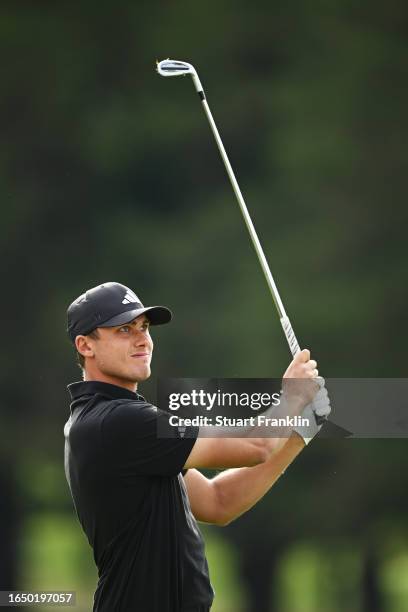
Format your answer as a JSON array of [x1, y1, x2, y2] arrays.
[[100, 398, 176, 441], [103, 398, 158, 425]]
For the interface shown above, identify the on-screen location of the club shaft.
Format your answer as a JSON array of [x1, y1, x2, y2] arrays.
[[199, 94, 300, 356]]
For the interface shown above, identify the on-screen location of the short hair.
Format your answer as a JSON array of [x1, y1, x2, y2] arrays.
[[76, 329, 100, 370]]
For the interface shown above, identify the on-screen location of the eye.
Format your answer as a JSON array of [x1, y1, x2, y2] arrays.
[[119, 326, 130, 333]]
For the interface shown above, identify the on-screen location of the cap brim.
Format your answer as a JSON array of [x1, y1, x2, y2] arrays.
[[98, 306, 172, 328]]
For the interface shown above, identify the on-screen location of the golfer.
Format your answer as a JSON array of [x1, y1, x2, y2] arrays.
[[64, 282, 329, 612]]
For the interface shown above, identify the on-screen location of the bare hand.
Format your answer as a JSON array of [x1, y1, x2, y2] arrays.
[[282, 349, 319, 406]]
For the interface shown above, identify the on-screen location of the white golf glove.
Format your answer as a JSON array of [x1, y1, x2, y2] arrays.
[[294, 378, 331, 445]]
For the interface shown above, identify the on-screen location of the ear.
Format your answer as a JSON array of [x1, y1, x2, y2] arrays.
[[75, 335, 95, 359]]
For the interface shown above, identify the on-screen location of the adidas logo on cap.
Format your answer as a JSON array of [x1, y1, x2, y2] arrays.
[[122, 289, 139, 305]]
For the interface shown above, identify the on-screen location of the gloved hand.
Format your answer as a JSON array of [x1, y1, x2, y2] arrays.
[[313, 378, 331, 418], [294, 378, 331, 445]]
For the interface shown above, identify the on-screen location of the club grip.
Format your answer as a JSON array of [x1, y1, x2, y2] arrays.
[[280, 316, 300, 357], [280, 316, 328, 427]]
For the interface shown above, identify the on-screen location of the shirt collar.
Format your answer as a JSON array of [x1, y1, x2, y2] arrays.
[[67, 380, 146, 403]]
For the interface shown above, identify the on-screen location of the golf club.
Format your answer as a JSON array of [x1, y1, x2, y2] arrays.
[[156, 59, 300, 357]]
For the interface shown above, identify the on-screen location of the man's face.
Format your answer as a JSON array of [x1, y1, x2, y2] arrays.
[[81, 314, 154, 388]]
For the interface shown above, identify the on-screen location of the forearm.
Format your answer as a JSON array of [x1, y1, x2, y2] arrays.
[[212, 433, 305, 525], [199, 394, 306, 449]]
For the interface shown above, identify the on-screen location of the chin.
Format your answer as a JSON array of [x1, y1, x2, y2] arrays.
[[135, 367, 151, 381]]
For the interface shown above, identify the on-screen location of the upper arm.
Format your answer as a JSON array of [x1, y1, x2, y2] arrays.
[[184, 437, 269, 470], [183, 469, 221, 524], [102, 401, 197, 476]]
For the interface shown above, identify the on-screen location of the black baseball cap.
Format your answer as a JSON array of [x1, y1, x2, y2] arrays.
[[67, 282, 172, 344]]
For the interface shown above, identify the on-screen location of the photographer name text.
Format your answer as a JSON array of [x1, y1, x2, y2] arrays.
[[168, 415, 309, 428]]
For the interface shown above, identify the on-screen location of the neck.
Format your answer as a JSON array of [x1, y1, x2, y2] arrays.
[[83, 370, 138, 393]]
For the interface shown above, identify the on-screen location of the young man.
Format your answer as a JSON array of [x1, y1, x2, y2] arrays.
[[64, 282, 330, 612]]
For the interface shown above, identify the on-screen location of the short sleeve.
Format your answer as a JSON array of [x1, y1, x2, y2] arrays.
[[101, 400, 198, 476]]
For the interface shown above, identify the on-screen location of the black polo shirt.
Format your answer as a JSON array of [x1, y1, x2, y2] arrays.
[[64, 381, 214, 612]]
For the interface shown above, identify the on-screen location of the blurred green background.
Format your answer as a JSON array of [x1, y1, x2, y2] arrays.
[[1, 1, 407, 611]]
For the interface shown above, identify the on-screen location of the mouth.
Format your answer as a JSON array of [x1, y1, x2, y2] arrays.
[[131, 353, 150, 359]]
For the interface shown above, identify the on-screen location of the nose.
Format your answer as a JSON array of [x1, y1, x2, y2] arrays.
[[133, 327, 151, 348]]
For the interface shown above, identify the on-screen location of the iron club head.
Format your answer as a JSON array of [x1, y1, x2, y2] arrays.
[[156, 59, 203, 94], [156, 59, 196, 77]]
